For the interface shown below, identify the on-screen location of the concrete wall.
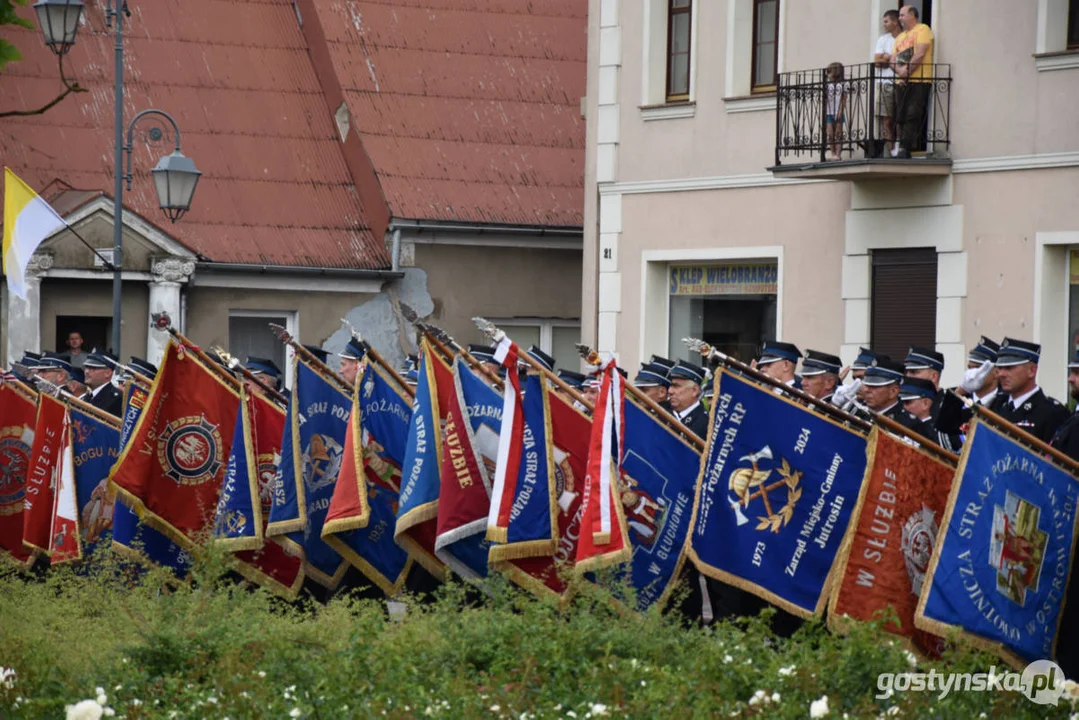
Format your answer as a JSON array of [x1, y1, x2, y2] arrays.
[[38, 279, 149, 359]]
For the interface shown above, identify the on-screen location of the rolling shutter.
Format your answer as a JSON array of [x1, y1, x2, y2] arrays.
[[871, 248, 938, 360]]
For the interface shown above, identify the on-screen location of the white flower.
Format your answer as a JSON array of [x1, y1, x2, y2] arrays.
[[121, 658, 129, 664], [207, 696, 218, 704], [810, 695, 830, 718], [66, 699, 105, 720], [114, 685, 123, 691], [290, 709, 302, 719], [771, 693, 780, 703], [553, 705, 562, 711], [630, 659, 639, 669], [749, 690, 766, 706], [589, 703, 608, 716], [886, 707, 900, 716], [1065, 680, 1079, 703], [723, 654, 734, 664], [96, 693, 108, 705], [257, 670, 266, 678], [95, 687, 105, 696], [132, 699, 143, 707], [640, 680, 646, 687], [0, 667, 16, 689], [104, 709, 116, 718], [778, 665, 796, 677], [903, 650, 918, 668], [490, 705, 501, 713], [567, 712, 577, 718]]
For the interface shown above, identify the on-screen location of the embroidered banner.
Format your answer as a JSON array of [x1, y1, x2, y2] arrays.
[[829, 426, 952, 654], [915, 419, 1079, 667], [323, 363, 413, 595], [395, 341, 452, 577], [110, 341, 242, 547], [266, 357, 350, 589], [689, 369, 869, 618], [0, 381, 37, 562], [23, 392, 67, 554]]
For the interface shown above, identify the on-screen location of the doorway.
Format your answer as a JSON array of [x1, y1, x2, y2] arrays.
[[55, 316, 112, 355], [897, 0, 932, 27]]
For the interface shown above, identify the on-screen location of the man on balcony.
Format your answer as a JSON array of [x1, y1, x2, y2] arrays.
[[891, 5, 934, 159], [871, 10, 902, 157]]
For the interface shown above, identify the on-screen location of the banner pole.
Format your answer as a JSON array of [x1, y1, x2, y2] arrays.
[[974, 404, 1079, 476], [208, 345, 288, 408], [148, 317, 242, 391], [575, 343, 704, 450], [872, 414, 959, 465], [399, 306, 507, 390], [336, 318, 415, 397], [474, 317, 592, 408]]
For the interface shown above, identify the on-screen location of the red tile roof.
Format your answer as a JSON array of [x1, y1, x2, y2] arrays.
[[310, 0, 586, 228], [0, 1, 390, 270]]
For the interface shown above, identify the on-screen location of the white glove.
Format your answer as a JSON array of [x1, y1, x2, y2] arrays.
[[960, 360, 993, 394], [832, 379, 862, 408]]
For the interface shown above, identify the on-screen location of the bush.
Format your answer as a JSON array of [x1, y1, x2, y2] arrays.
[[0, 548, 1074, 719]]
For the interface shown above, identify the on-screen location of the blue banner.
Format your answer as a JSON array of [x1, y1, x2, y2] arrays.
[[68, 405, 120, 556], [267, 359, 349, 589], [438, 359, 501, 579], [916, 419, 1079, 665], [611, 396, 701, 612], [212, 398, 259, 548], [690, 370, 868, 618], [111, 383, 192, 578], [325, 364, 413, 593]]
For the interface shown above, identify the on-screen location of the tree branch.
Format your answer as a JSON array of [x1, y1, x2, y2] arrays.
[[0, 52, 85, 119]]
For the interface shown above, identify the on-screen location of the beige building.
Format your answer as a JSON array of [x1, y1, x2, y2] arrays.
[[583, 0, 1079, 397]]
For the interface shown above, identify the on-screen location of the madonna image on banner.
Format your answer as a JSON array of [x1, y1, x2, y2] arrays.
[[915, 419, 1079, 667], [689, 369, 869, 618]]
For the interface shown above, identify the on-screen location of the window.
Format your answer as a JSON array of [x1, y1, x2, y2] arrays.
[[667, 263, 778, 364], [896, 0, 932, 28], [752, 0, 780, 92], [1070, 0, 1079, 48], [870, 249, 937, 360], [487, 319, 581, 371], [666, 0, 692, 100], [229, 310, 297, 389]]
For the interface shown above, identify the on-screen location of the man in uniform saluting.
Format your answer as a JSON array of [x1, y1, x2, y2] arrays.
[[988, 338, 1069, 444]]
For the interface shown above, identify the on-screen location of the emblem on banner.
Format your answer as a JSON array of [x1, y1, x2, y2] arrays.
[[620, 474, 667, 546], [302, 434, 344, 493], [990, 490, 1049, 607], [364, 375, 375, 399], [70, 419, 93, 446], [157, 415, 225, 486], [257, 451, 280, 514], [221, 509, 248, 536], [0, 425, 33, 511], [901, 505, 938, 596], [726, 445, 802, 533], [553, 445, 578, 515]]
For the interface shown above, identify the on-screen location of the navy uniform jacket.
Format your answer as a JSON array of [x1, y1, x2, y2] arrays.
[[989, 389, 1070, 444], [88, 384, 123, 418], [1052, 410, 1079, 681], [881, 402, 922, 433], [928, 391, 964, 450], [676, 402, 710, 440], [1051, 410, 1079, 461]]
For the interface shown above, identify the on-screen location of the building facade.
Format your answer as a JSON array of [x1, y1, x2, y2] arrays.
[[583, 0, 1079, 396], [1, 0, 585, 378]]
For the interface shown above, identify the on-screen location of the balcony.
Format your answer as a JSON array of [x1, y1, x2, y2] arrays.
[[769, 63, 952, 180]]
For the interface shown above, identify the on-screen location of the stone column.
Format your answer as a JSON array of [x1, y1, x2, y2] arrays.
[[5, 253, 53, 366], [147, 257, 194, 366]]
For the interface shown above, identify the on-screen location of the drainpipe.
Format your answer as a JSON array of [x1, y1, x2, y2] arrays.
[[180, 287, 188, 334], [391, 227, 402, 272]]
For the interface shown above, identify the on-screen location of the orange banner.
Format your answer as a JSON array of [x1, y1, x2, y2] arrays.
[[0, 382, 38, 562], [829, 427, 954, 654]]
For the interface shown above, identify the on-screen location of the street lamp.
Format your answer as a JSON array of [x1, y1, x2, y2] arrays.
[[33, 0, 83, 55], [151, 151, 202, 222]]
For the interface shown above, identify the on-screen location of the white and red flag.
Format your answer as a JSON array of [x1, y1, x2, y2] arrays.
[[486, 335, 524, 543]]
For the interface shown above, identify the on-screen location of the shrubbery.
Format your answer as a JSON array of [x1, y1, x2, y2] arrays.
[[0, 549, 1074, 719]]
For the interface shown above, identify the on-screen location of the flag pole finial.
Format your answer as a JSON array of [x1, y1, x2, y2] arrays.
[[339, 317, 363, 343], [472, 317, 505, 343], [151, 312, 173, 333]]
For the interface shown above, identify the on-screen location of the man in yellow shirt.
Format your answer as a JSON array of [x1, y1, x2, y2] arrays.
[[891, 5, 934, 158]]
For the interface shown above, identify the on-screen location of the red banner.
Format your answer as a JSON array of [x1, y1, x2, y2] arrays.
[[0, 382, 39, 562], [829, 427, 953, 654], [497, 390, 590, 600], [109, 340, 241, 547], [48, 427, 79, 563], [23, 393, 66, 554], [323, 389, 367, 533]]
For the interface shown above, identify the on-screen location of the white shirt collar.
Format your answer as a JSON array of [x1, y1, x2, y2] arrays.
[[90, 383, 109, 398], [975, 387, 998, 406], [676, 401, 701, 420], [876, 402, 899, 416], [1009, 385, 1040, 409]]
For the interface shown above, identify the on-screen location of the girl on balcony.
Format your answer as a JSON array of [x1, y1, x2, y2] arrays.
[[825, 62, 847, 161]]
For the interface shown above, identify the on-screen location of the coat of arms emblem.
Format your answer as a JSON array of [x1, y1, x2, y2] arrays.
[[302, 433, 344, 493], [727, 445, 802, 533], [990, 490, 1049, 607], [901, 504, 938, 596], [156, 415, 224, 486]]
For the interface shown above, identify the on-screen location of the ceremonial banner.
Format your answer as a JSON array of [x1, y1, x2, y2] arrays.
[[213, 388, 302, 598], [689, 369, 869, 618], [0, 381, 37, 562], [395, 341, 451, 577], [48, 403, 122, 564], [435, 357, 498, 580], [576, 360, 631, 573], [112, 381, 192, 577], [110, 341, 241, 547], [23, 393, 67, 554], [609, 394, 701, 612], [487, 337, 523, 544], [488, 372, 557, 563], [915, 419, 1079, 666], [829, 427, 953, 653], [496, 389, 590, 601], [323, 363, 413, 594], [266, 357, 350, 589]]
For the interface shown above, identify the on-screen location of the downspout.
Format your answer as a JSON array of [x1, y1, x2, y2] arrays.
[[180, 286, 188, 334], [391, 227, 402, 272]]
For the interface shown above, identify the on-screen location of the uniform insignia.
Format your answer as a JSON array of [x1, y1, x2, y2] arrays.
[[726, 445, 803, 533], [0, 425, 33, 511], [157, 415, 224, 486], [1023, 403, 1032, 411], [901, 504, 938, 596], [990, 490, 1048, 607]]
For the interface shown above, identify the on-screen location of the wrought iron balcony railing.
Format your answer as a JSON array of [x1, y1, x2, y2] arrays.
[[773, 62, 952, 168]]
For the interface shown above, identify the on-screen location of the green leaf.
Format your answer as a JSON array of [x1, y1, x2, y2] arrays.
[[0, 38, 22, 70]]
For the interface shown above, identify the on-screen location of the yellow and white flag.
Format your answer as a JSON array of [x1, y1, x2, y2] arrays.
[[3, 168, 65, 299]]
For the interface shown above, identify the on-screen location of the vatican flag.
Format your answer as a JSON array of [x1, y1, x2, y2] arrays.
[[3, 168, 65, 299]]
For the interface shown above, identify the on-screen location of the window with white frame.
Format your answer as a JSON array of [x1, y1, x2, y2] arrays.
[[725, 0, 785, 101], [489, 319, 581, 371], [1036, 0, 1079, 67], [228, 309, 298, 389]]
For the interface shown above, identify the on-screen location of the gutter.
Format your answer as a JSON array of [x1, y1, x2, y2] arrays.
[[387, 218, 583, 238], [194, 262, 404, 280]]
